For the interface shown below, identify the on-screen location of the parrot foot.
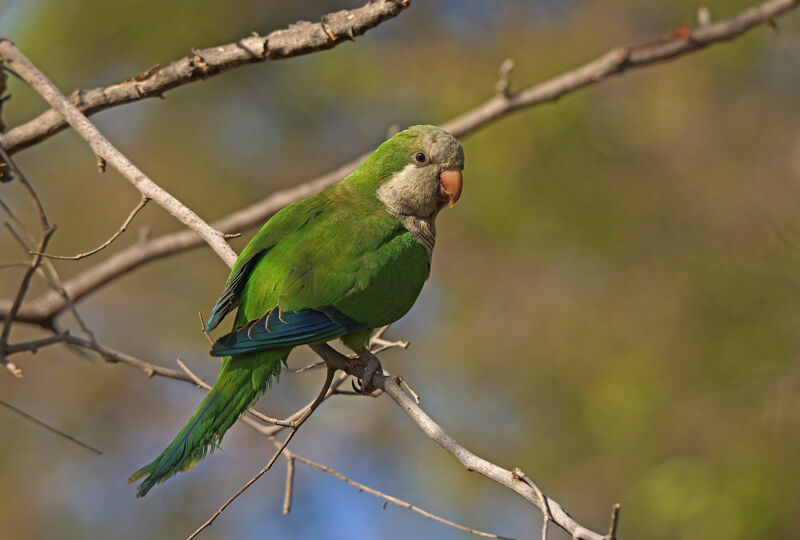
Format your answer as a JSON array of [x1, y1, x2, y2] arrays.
[[351, 348, 382, 395]]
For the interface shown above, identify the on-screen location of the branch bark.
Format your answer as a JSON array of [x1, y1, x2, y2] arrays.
[[0, 0, 411, 155], [2, 0, 796, 326], [309, 344, 610, 540], [0, 38, 238, 267]]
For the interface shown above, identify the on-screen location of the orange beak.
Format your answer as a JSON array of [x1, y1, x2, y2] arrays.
[[438, 168, 463, 208]]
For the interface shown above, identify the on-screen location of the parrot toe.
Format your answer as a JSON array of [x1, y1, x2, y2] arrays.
[[352, 349, 383, 395]]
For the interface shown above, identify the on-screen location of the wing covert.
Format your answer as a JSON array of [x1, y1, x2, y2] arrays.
[[209, 306, 366, 356]]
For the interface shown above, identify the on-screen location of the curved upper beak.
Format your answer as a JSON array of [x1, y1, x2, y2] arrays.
[[438, 168, 463, 208]]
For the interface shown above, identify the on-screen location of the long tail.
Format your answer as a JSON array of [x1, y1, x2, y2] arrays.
[[129, 352, 283, 497]]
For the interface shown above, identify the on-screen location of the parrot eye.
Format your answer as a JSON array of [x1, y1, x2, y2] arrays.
[[413, 151, 428, 165]]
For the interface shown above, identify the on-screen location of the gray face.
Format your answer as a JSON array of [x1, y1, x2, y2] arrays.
[[377, 126, 464, 262], [377, 127, 464, 221]]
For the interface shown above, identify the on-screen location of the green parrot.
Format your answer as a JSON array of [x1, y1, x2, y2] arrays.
[[129, 125, 464, 497]]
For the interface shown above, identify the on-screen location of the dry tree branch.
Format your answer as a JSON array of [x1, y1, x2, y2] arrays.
[[291, 452, 517, 540], [442, 0, 800, 137], [309, 343, 611, 540], [4, 217, 97, 341], [0, 142, 48, 231], [281, 446, 296, 515], [0, 225, 54, 377], [0, 0, 412, 155], [186, 367, 336, 540], [6, 322, 526, 540], [0, 261, 30, 270], [2, 0, 796, 328], [31, 196, 149, 260], [0, 397, 103, 455], [0, 39, 238, 268]]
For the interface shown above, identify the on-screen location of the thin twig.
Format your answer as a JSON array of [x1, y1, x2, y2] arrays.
[[291, 359, 326, 374], [197, 313, 214, 346], [0, 397, 102, 455], [0, 261, 30, 270], [0, 141, 48, 231], [281, 447, 295, 515], [32, 196, 148, 260], [293, 453, 518, 540], [513, 468, 554, 540], [5, 219, 96, 340], [606, 504, 621, 540], [1, 225, 54, 376], [4, 331, 194, 382], [186, 367, 335, 540]]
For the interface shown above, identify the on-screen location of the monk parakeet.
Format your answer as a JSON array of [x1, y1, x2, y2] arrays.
[[130, 125, 464, 497]]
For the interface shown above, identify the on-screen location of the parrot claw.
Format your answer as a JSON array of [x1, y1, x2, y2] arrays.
[[353, 348, 382, 395]]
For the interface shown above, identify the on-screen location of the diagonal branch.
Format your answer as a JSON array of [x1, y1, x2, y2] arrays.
[[0, 0, 412, 155], [291, 452, 517, 540], [0, 397, 103, 455], [0, 38, 238, 267], [0, 225, 55, 377], [309, 344, 611, 540], [186, 367, 336, 540], [442, 0, 800, 137], [2, 0, 796, 327]]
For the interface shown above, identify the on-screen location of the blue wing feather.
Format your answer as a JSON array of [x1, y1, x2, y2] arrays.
[[210, 307, 366, 357], [205, 251, 266, 332]]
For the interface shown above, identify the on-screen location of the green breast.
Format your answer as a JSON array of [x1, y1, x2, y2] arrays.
[[235, 186, 431, 331], [335, 229, 430, 327]]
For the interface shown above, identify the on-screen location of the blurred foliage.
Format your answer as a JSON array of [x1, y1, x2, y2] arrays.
[[1, 1, 800, 539]]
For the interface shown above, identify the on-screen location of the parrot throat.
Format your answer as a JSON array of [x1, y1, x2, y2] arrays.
[[376, 164, 438, 263], [396, 214, 436, 262]]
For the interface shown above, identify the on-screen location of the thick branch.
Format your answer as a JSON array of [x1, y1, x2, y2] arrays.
[[2, 0, 796, 327], [0, 38, 238, 267], [0, 0, 411, 155]]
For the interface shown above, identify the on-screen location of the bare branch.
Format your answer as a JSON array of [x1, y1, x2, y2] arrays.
[[0, 261, 30, 270], [5, 217, 96, 340], [281, 448, 295, 515], [1, 225, 55, 376], [0, 142, 48, 231], [187, 367, 335, 540], [308, 343, 609, 540], [293, 453, 517, 540], [0, 39, 238, 267], [0, 0, 412, 155], [606, 503, 621, 540], [442, 0, 800, 138], [3, 0, 796, 327], [32, 196, 149, 260], [4, 331, 194, 383], [0, 397, 102, 455]]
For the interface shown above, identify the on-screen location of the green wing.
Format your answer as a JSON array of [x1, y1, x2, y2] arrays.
[[208, 184, 431, 353], [205, 199, 323, 332]]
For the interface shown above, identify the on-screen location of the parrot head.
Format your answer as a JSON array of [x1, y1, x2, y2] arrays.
[[369, 125, 464, 221]]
